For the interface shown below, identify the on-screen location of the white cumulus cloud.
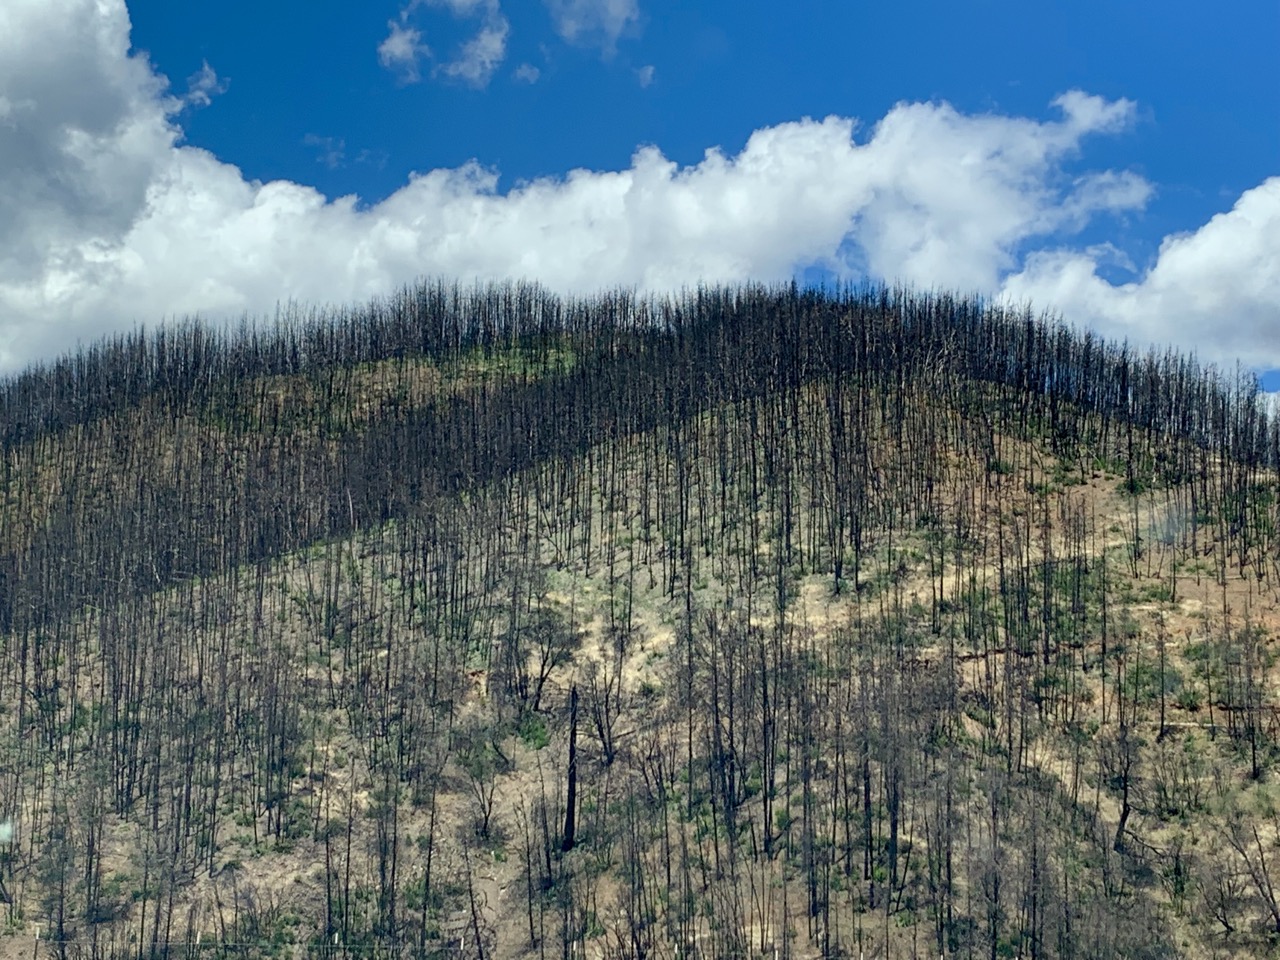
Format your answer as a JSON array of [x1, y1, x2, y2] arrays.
[[181, 61, 227, 109], [438, 13, 508, 86], [378, 21, 431, 82], [1001, 177, 1280, 367], [381, 0, 508, 88], [545, 0, 639, 54], [1, 0, 1277, 376]]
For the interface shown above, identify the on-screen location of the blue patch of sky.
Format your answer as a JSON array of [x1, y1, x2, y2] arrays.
[[128, 1, 1276, 200]]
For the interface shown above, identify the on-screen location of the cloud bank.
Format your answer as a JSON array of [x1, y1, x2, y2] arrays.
[[1, 0, 1277, 376]]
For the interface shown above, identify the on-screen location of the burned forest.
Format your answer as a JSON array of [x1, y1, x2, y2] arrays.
[[1, 281, 1279, 959]]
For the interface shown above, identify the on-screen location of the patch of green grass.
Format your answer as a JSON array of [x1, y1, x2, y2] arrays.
[[517, 711, 550, 750]]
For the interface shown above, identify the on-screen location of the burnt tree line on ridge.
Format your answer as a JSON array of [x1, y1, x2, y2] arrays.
[[2, 282, 1275, 637]]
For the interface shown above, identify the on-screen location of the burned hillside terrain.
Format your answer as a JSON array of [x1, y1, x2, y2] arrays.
[[1, 282, 1279, 959]]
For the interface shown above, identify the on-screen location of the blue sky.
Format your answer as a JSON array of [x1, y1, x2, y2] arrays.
[[0, 0, 1277, 381]]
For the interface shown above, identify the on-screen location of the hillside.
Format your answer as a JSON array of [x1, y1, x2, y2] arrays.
[[1, 282, 1279, 959]]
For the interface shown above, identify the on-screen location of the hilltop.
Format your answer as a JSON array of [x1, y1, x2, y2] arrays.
[[0, 282, 1278, 959]]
